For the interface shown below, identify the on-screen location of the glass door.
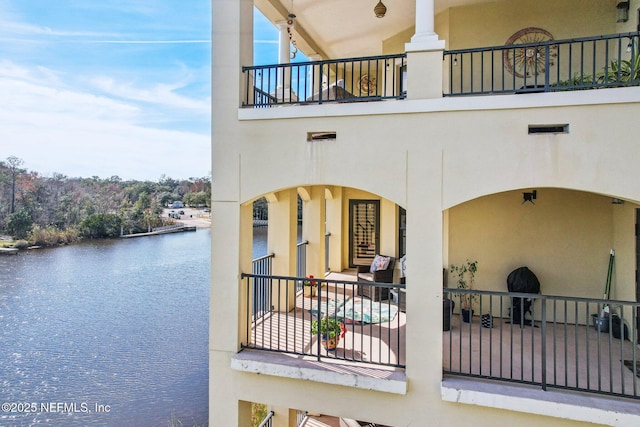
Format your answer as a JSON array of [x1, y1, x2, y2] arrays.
[[349, 200, 379, 267]]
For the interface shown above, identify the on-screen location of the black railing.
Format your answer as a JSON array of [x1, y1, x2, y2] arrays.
[[242, 53, 407, 107], [296, 240, 308, 282], [444, 32, 640, 96], [241, 273, 406, 368], [325, 232, 331, 273], [443, 288, 640, 399], [252, 253, 275, 321]]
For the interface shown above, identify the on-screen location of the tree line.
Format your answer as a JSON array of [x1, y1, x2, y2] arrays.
[[0, 156, 211, 246]]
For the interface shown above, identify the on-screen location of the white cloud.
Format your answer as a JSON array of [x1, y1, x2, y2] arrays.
[[0, 61, 209, 180], [89, 75, 210, 115], [0, 1, 211, 180]]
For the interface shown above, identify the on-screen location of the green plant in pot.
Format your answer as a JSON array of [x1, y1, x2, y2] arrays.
[[311, 315, 347, 351], [597, 39, 640, 85], [450, 260, 478, 323]]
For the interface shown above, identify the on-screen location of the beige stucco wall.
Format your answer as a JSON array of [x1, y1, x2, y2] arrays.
[[446, 0, 616, 49], [213, 1, 640, 425], [222, 90, 640, 426], [381, 0, 621, 54], [447, 189, 638, 305], [229, 93, 640, 425]]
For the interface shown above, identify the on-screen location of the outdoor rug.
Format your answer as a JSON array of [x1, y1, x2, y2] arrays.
[[623, 360, 640, 378], [309, 298, 344, 319], [309, 297, 398, 324]]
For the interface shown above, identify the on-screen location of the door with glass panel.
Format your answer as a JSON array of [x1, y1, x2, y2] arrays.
[[349, 200, 379, 267]]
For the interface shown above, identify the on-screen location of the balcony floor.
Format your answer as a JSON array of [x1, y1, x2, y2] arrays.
[[246, 271, 639, 403], [248, 270, 405, 367], [444, 314, 640, 396], [251, 295, 406, 367]]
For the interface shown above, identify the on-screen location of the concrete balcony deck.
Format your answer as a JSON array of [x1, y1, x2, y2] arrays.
[[444, 314, 640, 396], [238, 270, 640, 424]]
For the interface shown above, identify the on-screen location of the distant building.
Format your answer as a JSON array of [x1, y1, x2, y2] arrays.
[[170, 201, 183, 209]]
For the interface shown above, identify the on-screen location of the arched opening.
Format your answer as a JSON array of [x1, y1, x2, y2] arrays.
[[443, 187, 640, 396], [239, 184, 406, 370]]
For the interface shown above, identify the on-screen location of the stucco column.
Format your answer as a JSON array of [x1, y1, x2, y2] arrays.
[[275, 21, 296, 101], [405, 146, 445, 398], [267, 189, 298, 311], [325, 187, 343, 272], [211, 0, 253, 424], [302, 186, 327, 278], [277, 21, 290, 66], [411, 0, 438, 44], [405, 0, 445, 99]]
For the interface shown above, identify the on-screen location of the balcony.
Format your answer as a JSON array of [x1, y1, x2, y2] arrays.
[[444, 289, 640, 399], [239, 273, 640, 401], [241, 272, 406, 369], [242, 53, 407, 107], [242, 32, 639, 107]]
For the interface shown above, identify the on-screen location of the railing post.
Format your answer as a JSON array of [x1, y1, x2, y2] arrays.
[[325, 232, 331, 272], [544, 42, 551, 91], [541, 297, 547, 391]]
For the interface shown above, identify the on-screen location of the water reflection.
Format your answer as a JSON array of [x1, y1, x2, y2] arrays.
[[0, 231, 209, 427]]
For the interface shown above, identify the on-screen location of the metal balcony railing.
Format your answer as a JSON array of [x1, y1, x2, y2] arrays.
[[252, 253, 275, 322], [325, 232, 331, 273], [296, 240, 308, 281], [242, 53, 407, 107], [241, 273, 406, 368], [444, 32, 640, 96], [443, 288, 640, 399]]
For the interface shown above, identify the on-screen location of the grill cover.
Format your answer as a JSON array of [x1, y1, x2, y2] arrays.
[[507, 266, 540, 294], [507, 266, 540, 325]]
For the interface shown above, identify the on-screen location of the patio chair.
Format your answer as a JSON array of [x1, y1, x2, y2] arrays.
[[356, 255, 396, 301]]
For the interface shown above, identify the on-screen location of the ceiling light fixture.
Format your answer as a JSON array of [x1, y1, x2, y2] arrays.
[[374, 0, 387, 18], [522, 190, 537, 205]]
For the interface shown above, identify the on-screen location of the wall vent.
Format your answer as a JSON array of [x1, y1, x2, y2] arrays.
[[528, 124, 569, 134], [307, 131, 336, 141]]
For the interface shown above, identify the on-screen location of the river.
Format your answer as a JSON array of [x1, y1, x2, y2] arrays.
[[0, 230, 219, 427]]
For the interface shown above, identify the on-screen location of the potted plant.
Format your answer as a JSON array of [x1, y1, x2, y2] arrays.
[[303, 275, 317, 297], [450, 260, 478, 323], [311, 315, 347, 351]]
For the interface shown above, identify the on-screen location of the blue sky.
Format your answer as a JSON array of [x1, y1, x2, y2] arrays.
[[0, 2, 294, 181], [254, 9, 308, 65], [0, 1, 212, 180]]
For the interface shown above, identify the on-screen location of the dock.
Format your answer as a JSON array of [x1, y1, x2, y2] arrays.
[[121, 224, 197, 239]]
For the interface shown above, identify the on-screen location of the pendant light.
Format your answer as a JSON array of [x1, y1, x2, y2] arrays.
[[374, 1, 387, 18]]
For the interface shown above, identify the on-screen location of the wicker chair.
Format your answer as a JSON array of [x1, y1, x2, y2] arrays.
[[356, 256, 396, 301]]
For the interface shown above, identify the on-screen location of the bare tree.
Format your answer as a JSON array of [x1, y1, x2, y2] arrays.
[[6, 156, 25, 214]]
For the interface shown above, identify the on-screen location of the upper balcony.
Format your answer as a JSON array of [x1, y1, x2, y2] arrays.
[[244, 0, 639, 109], [242, 31, 640, 107]]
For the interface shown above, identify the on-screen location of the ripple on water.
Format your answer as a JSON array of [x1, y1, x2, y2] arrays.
[[0, 231, 210, 426]]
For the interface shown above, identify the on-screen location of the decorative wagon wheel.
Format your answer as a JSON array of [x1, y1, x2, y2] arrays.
[[503, 27, 558, 78], [357, 74, 377, 95]]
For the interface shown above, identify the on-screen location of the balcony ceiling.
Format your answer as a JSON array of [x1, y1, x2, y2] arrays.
[[255, 0, 497, 59]]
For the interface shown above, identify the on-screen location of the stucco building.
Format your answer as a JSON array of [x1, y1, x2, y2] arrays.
[[212, 0, 640, 425]]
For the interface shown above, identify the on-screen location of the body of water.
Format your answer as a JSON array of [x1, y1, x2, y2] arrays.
[[0, 231, 210, 426]]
